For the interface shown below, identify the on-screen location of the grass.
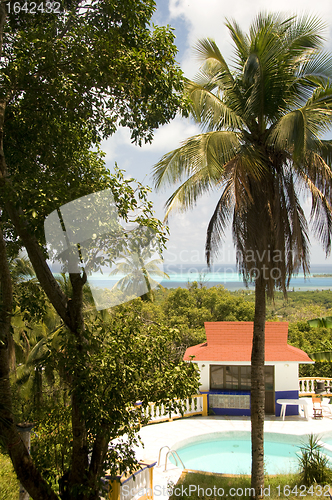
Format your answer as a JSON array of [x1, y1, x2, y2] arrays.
[[0, 453, 20, 500], [169, 472, 331, 500]]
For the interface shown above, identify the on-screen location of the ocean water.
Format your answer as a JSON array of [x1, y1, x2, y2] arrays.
[[86, 264, 332, 292]]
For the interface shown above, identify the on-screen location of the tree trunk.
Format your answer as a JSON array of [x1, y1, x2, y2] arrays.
[[251, 272, 266, 499], [87, 432, 110, 500]]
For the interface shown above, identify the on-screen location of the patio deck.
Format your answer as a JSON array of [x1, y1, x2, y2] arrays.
[[135, 415, 332, 500]]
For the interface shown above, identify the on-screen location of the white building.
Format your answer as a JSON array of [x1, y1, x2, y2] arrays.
[[183, 322, 313, 417]]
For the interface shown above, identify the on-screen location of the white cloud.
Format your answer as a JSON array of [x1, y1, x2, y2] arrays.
[[169, 0, 332, 78], [100, 1, 332, 266], [139, 118, 199, 152], [101, 117, 200, 165]]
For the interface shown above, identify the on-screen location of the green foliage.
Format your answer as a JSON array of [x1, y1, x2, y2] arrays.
[[137, 284, 255, 362], [10, 255, 50, 324], [288, 321, 332, 377], [28, 301, 199, 481], [163, 284, 255, 329], [0, 1, 193, 497], [31, 402, 72, 492], [308, 316, 332, 329], [64, 302, 199, 417], [9, 293, 200, 489], [2, 0, 186, 145], [298, 435, 332, 485], [267, 291, 332, 323], [0, 453, 20, 500], [1, 0, 186, 255]]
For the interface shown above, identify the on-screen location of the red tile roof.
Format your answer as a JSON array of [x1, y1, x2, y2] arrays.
[[183, 322, 312, 363]]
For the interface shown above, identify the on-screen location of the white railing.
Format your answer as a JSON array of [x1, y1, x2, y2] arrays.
[[299, 377, 332, 395], [141, 394, 207, 423], [107, 461, 155, 500], [119, 466, 151, 500]]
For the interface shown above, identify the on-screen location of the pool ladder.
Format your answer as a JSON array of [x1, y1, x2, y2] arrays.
[[158, 445, 185, 472]]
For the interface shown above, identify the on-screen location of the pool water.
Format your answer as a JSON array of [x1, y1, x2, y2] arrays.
[[170, 432, 316, 475]]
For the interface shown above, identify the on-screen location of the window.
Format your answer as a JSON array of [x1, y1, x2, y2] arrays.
[[264, 366, 274, 391], [210, 365, 273, 391], [210, 365, 224, 390], [240, 366, 251, 389], [225, 366, 239, 389]]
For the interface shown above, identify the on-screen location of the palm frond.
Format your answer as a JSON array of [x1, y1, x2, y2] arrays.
[[225, 18, 249, 67], [153, 131, 241, 191], [308, 316, 332, 328], [297, 168, 332, 255], [268, 108, 309, 160], [298, 51, 332, 83], [193, 38, 234, 86], [309, 351, 332, 362], [154, 12, 332, 298], [186, 80, 243, 131], [315, 140, 332, 166], [9, 256, 35, 281], [26, 325, 63, 365], [284, 13, 326, 55], [205, 180, 234, 266]]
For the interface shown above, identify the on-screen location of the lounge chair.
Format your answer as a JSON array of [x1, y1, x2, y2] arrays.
[[312, 397, 323, 418]]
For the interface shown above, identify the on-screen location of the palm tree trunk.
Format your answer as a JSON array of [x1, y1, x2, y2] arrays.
[[251, 272, 266, 499]]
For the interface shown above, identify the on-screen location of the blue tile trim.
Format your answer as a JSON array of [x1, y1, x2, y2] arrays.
[[212, 408, 251, 416], [206, 390, 251, 416], [275, 390, 299, 416], [208, 390, 251, 395]]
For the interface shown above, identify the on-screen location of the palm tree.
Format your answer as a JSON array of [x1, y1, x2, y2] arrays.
[[110, 243, 169, 302], [153, 13, 332, 497], [8, 257, 65, 413]]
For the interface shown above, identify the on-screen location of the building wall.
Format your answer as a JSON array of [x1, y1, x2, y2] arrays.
[[195, 360, 301, 417], [274, 362, 299, 416], [196, 362, 210, 392], [274, 362, 299, 392]]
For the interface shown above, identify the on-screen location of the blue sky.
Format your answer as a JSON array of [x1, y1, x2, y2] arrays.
[[101, 0, 332, 268]]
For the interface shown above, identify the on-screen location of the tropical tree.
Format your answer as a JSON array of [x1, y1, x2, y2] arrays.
[[110, 235, 169, 302], [153, 13, 332, 497], [0, 1, 191, 497], [305, 316, 332, 362]]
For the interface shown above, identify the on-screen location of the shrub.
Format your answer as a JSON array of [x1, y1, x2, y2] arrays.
[[298, 434, 332, 485], [0, 453, 20, 500]]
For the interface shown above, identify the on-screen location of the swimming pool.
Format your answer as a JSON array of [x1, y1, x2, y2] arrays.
[[170, 431, 331, 475]]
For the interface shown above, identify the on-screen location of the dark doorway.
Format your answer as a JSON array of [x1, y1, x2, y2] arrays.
[[264, 366, 275, 414]]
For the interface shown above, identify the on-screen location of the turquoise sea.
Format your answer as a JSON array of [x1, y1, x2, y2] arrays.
[[87, 264, 332, 292]]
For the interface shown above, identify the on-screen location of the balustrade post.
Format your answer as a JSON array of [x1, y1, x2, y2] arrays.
[[202, 393, 208, 416]]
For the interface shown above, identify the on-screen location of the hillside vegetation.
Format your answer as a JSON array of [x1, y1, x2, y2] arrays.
[[142, 284, 332, 377]]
